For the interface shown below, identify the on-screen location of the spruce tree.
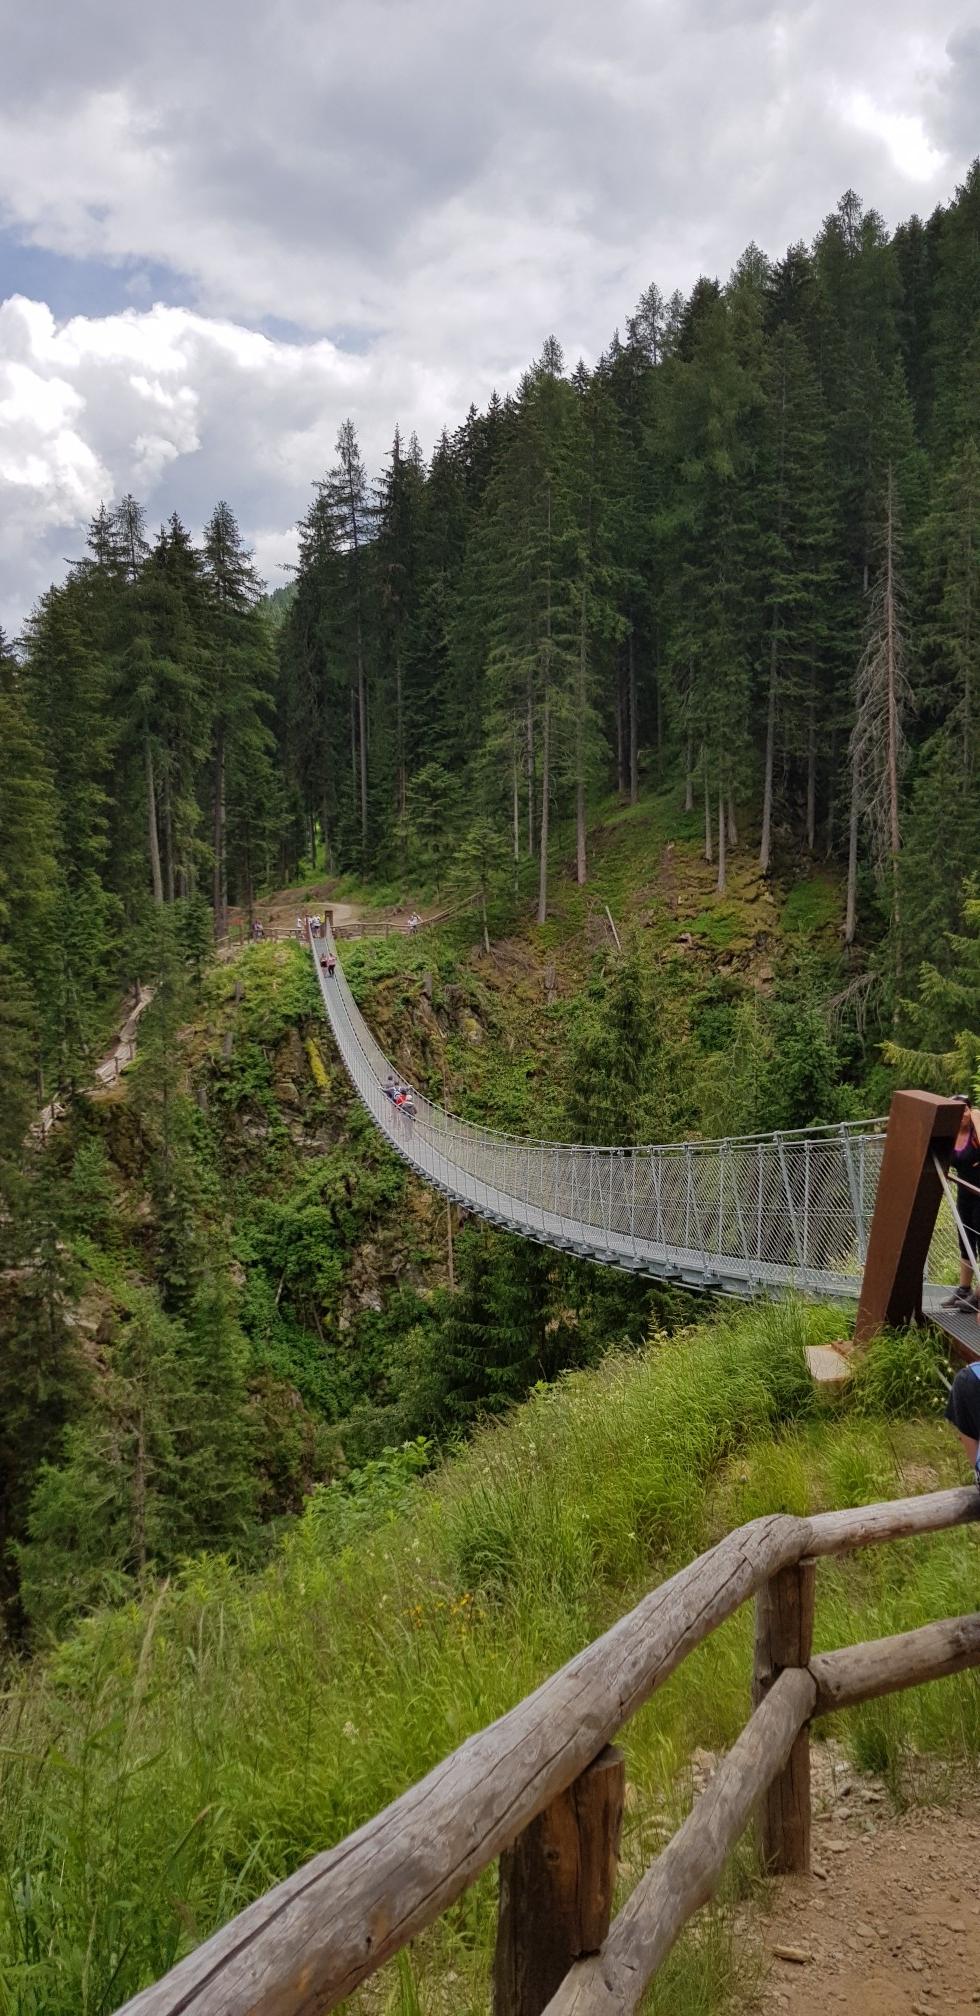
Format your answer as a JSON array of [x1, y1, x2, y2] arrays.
[[202, 502, 273, 935]]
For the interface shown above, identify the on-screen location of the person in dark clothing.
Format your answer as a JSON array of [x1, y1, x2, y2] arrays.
[[943, 1099, 980, 1312], [946, 1360, 980, 1483], [943, 1102, 980, 1488]]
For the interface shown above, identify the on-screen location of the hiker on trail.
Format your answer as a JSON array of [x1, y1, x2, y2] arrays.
[[326, 951, 336, 977], [408, 912, 420, 934], [384, 1074, 398, 1101], [942, 1099, 980, 1314]]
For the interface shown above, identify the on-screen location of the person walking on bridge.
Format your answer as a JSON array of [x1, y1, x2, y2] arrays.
[[943, 1099, 980, 1314]]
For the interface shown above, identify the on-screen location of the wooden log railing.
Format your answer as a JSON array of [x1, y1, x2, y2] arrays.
[[116, 1486, 980, 2016]]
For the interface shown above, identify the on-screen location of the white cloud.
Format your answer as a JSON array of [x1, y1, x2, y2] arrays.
[[845, 92, 949, 183], [0, 0, 976, 628], [0, 294, 482, 626]]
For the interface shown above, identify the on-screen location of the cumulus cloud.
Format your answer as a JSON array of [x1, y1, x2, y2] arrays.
[[0, 0, 975, 626], [0, 296, 479, 624]]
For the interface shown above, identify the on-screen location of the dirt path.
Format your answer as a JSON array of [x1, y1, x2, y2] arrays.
[[234, 877, 454, 943], [33, 984, 154, 1140], [747, 1758, 980, 2015]]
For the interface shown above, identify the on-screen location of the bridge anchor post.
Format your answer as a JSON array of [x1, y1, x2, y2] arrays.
[[853, 1090, 964, 1346]]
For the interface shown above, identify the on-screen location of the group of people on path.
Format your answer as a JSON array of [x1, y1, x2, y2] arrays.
[[384, 1073, 416, 1116]]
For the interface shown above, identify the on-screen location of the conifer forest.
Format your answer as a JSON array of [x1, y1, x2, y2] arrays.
[[3, 167, 980, 1661]]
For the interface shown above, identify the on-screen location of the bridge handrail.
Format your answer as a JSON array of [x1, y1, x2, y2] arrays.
[[115, 1483, 980, 2016], [325, 930, 885, 1150], [306, 929, 890, 1295]]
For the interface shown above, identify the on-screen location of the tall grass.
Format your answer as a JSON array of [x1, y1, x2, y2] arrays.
[[0, 1302, 973, 2015]]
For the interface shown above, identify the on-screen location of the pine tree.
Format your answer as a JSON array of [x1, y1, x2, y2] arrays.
[[846, 466, 913, 945], [567, 950, 649, 1145], [374, 428, 427, 850], [663, 286, 760, 887], [920, 438, 980, 779], [319, 422, 376, 858], [883, 878, 980, 1090], [0, 628, 60, 1136], [202, 502, 273, 935], [757, 326, 838, 869]]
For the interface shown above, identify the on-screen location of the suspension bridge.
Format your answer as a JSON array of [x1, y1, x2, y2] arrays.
[[308, 926, 962, 1317]]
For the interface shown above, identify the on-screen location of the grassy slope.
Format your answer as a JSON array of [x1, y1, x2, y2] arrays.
[[1, 1304, 974, 2016]]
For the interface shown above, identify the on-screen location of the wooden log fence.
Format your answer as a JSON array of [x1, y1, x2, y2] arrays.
[[116, 1485, 980, 2016]]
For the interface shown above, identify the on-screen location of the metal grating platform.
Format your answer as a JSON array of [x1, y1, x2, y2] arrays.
[[931, 1304, 980, 1363]]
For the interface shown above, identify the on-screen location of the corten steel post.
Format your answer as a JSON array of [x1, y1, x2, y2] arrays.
[[853, 1090, 965, 1345]]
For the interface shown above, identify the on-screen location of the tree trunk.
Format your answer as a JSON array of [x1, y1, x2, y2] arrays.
[[322, 792, 333, 876], [396, 649, 406, 824], [845, 740, 860, 946], [162, 760, 175, 904], [727, 793, 738, 848], [628, 630, 639, 804], [512, 738, 520, 892], [481, 889, 490, 957], [717, 785, 727, 894], [806, 683, 817, 853], [537, 688, 550, 925], [759, 626, 777, 874], [211, 725, 226, 936], [357, 627, 368, 852], [146, 738, 164, 906], [350, 687, 357, 807], [537, 482, 552, 926], [132, 1402, 147, 1582], [576, 579, 588, 886], [616, 657, 627, 798], [884, 470, 901, 931], [526, 680, 535, 859], [684, 734, 694, 814], [824, 726, 837, 858], [703, 750, 713, 864]]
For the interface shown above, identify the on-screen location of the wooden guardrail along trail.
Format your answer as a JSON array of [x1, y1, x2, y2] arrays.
[[116, 1483, 980, 2016]]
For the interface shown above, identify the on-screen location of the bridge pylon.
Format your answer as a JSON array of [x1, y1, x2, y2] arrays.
[[853, 1090, 964, 1345]]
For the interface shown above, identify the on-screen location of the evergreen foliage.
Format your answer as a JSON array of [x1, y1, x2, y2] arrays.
[[4, 165, 980, 1642]]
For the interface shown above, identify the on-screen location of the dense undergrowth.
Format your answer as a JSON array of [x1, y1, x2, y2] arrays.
[[1, 1300, 974, 2016]]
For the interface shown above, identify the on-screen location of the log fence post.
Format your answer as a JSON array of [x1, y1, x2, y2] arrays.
[[492, 1745, 625, 2016], [752, 1561, 815, 1874]]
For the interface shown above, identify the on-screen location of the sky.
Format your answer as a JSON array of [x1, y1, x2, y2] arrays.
[[1, 0, 978, 633]]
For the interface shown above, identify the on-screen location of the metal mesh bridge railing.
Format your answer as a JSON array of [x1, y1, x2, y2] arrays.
[[309, 933, 956, 1303]]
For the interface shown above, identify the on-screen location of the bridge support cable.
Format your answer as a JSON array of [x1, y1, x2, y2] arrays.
[[310, 931, 896, 1300]]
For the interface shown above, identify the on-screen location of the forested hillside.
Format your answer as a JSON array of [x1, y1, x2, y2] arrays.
[[3, 167, 980, 1654], [5, 173, 980, 1084]]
